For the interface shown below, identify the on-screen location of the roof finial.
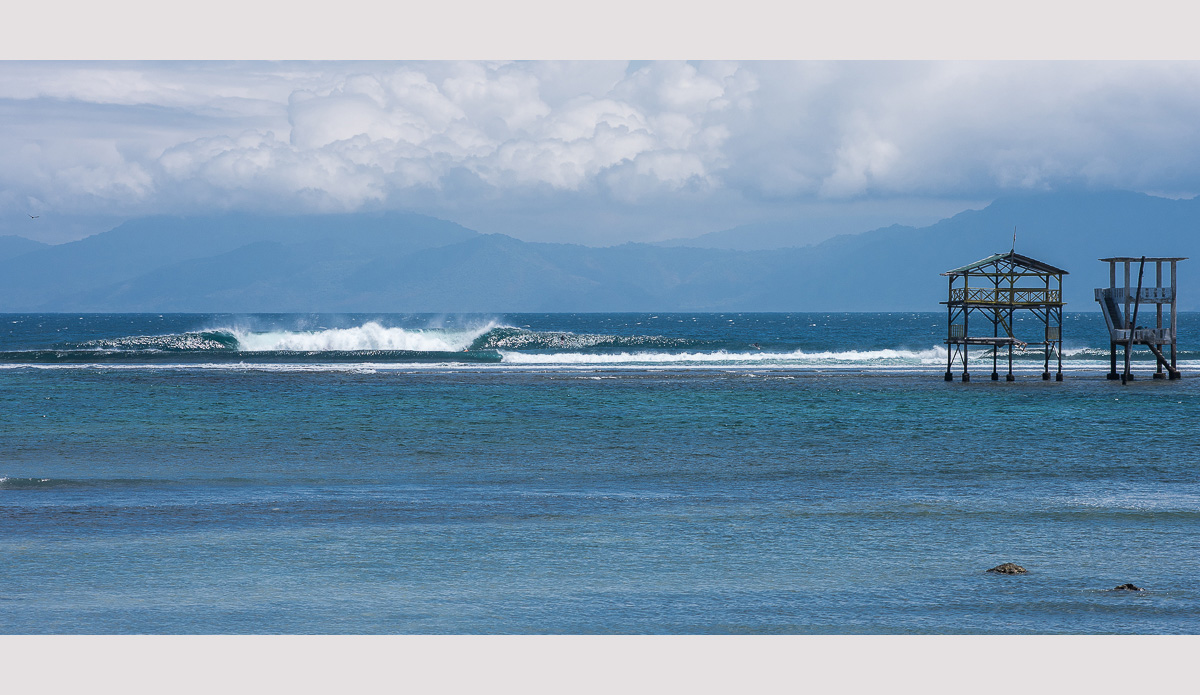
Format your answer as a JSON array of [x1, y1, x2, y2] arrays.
[[1011, 225, 1017, 254]]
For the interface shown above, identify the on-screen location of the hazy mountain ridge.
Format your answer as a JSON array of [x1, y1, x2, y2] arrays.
[[1, 191, 1197, 312], [654, 220, 821, 250], [0, 234, 49, 262]]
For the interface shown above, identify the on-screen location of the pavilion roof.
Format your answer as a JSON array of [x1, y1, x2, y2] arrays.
[[942, 251, 1068, 277]]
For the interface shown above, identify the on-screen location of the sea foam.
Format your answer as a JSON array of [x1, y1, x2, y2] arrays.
[[496, 346, 950, 367]]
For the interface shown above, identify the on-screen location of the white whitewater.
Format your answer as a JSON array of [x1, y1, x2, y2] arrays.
[[230, 321, 497, 352], [497, 346, 950, 367]]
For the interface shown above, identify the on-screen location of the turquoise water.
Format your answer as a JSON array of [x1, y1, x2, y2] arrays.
[[1, 313, 1198, 633]]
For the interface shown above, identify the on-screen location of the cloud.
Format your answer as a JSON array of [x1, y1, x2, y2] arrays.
[[147, 61, 747, 207], [5, 61, 1200, 241]]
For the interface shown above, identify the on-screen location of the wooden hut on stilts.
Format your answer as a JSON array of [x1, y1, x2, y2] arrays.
[[942, 251, 1068, 382]]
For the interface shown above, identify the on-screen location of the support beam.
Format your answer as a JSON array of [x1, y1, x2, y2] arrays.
[[1146, 343, 1180, 379]]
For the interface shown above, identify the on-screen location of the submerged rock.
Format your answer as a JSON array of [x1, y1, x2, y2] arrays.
[[986, 563, 1027, 574], [1111, 583, 1143, 591]]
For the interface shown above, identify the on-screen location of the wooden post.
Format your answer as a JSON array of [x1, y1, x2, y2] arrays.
[[1055, 277, 1064, 381], [1157, 261, 1164, 332], [991, 304, 999, 380], [962, 273, 969, 381], [1124, 261, 1131, 330], [1042, 272, 1051, 380], [1007, 304, 1015, 380], [1123, 256, 1146, 384], [1155, 261, 1165, 378], [945, 276, 954, 381], [1171, 260, 1179, 378], [1107, 260, 1120, 380]]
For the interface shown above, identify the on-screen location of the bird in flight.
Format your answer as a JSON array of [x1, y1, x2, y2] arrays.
[[29, 215, 39, 219]]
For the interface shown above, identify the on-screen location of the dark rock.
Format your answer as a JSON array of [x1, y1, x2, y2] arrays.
[[1111, 583, 1143, 591], [986, 562, 1027, 574]]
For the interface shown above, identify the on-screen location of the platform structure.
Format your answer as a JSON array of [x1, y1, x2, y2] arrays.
[[1095, 256, 1186, 382], [942, 251, 1068, 382]]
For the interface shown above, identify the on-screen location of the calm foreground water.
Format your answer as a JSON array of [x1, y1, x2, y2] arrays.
[[1, 313, 1198, 634]]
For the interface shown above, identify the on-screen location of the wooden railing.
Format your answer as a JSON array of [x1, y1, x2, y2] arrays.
[[949, 287, 1061, 304], [1111, 327, 1175, 342], [1103, 287, 1175, 303]]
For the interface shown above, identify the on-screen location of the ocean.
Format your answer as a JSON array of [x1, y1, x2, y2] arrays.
[[2, 312, 1198, 634]]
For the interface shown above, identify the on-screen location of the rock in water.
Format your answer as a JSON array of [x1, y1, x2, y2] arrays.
[[986, 563, 1027, 574], [1111, 583, 1143, 591]]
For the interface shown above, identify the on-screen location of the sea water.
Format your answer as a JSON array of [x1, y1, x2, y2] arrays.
[[1, 313, 1198, 634]]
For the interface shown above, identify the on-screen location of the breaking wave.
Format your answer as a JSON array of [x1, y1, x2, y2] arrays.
[[81, 331, 239, 351], [8, 322, 506, 363], [467, 326, 701, 351], [231, 321, 497, 352]]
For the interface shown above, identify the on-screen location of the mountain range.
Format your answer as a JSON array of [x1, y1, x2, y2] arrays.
[[0, 190, 1196, 312]]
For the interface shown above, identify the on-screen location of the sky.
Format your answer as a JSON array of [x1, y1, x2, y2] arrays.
[[5, 41, 1200, 245]]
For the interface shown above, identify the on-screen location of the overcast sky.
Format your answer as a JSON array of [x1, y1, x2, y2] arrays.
[[4, 60, 1200, 245]]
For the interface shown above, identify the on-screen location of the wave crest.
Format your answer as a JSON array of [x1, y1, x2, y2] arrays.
[[230, 321, 497, 352], [80, 331, 238, 351], [469, 327, 698, 351]]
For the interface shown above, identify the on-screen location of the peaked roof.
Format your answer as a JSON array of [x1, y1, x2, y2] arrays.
[[942, 251, 1069, 276]]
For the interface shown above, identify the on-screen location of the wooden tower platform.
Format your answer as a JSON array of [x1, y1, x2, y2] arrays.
[[1095, 256, 1186, 382], [942, 251, 1068, 382]]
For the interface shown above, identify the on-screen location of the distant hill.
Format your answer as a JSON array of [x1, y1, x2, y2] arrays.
[[0, 235, 48, 262], [0, 212, 480, 311], [0, 213, 130, 248], [777, 190, 1200, 311], [0, 191, 1196, 312]]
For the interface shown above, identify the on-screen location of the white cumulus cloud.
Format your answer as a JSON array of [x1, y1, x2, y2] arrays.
[[5, 60, 1200, 242]]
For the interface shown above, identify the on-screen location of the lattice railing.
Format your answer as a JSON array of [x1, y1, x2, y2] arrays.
[[949, 287, 1061, 304]]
